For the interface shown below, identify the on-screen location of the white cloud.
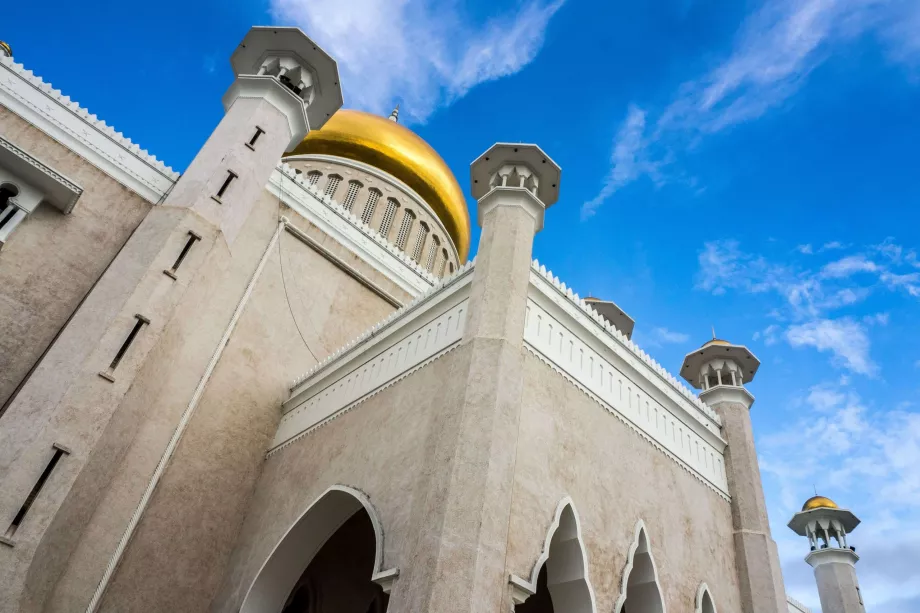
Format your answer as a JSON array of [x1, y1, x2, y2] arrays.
[[582, 0, 920, 214], [651, 327, 690, 344], [270, 0, 564, 122], [821, 254, 882, 278], [786, 318, 877, 375], [581, 105, 658, 218], [796, 244, 814, 254], [762, 384, 920, 611], [821, 240, 847, 251]]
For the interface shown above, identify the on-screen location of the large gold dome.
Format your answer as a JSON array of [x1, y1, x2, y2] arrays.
[[802, 495, 838, 511], [285, 110, 471, 261]]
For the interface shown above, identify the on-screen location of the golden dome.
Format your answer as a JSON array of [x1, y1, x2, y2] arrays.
[[285, 109, 471, 261], [703, 338, 732, 348], [802, 495, 838, 511]]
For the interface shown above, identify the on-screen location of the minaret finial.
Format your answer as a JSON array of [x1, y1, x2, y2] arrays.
[[388, 104, 400, 123], [711, 325, 716, 340]]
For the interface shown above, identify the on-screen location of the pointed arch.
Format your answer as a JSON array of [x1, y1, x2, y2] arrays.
[[613, 520, 666, 613], [510, 496, 597, 613], [694, 583, 717, 613], [240, 485, 398, 613]]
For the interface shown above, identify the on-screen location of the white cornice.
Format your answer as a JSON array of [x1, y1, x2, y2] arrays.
[[0, 56, 177, 204], [0, 134, 82, 213], [271, 264, 475, 454], [270, 163, 441, 296], [699, 385, 755, 410], [282, 153, 461, 264]]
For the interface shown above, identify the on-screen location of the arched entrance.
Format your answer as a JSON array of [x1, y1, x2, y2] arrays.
[[510, 498, 597, 613], [614, 521, 665, 613], [240, 486, 398, 613], [694, 583, 717, 613]]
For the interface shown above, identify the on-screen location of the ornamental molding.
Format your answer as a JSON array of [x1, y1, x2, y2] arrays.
[[283, 153, 461, 265], [0, 134, 82, 213], [0, 55, 177, 204], [526, 265, 729, 497], [270, 163, 440, 296], [270, 263, 475, 454]]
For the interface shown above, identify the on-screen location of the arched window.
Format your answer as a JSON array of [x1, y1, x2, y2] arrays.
[[395, 209, 415, 250], [412, 222, 429, 262], [361, 189, 381, 225], [240, 486, 397, 613], [695, 584, 717, 613], [306, 170, 322, 186], [323, 174, 342, 199], [439, 248, 449, 276], [614, 522, 665, 613], [379, 197, 400, 239], [511, 498, 596, 613], [425, 235, 441, 271], [342, 180, 362, 212]]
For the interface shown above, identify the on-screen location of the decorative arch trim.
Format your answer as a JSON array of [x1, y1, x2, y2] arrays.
[[239, 485, 398, 613], [509, 496, 597, 613], [613, 519, 667, 613], [695, 583, 717, 613]]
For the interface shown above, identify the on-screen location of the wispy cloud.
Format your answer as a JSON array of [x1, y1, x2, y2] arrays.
[[786, 318, 877, 374], [650, 326, 690, 345], [695, 238, 918, 374], [582, 0, 920, 216], [271, 0, 564, 122]]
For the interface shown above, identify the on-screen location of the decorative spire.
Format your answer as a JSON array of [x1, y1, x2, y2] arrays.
[[388, 104, 400, 123], [0, 41, 12, 59]]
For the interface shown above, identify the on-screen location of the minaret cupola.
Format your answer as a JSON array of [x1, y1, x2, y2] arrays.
[[680, 336, 760, 409]]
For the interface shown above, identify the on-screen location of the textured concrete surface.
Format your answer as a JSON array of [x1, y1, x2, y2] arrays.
[[714, 400, 787, 613], [814, 559, 865, 613], [0, 107, 152, 411]]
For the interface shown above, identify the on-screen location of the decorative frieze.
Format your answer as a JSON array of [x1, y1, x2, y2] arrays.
[[0, 55, 177, 204]]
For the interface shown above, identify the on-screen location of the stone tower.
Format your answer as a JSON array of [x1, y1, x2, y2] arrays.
[[789, 496, 865, 613], [681, 338, 788, 613]]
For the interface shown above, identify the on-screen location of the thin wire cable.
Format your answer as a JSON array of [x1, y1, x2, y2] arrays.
[[277, 172, 319, 362]]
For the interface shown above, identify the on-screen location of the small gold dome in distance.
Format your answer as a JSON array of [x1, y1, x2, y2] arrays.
[[802, 495, 838, 511]]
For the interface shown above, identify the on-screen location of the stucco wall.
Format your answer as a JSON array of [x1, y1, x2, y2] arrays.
[[508, 350, 742, 612], [0, 106, 153, 410], [211, 342, 472, 613]]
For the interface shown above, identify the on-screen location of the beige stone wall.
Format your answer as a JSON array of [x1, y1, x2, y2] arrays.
[[85, 189, 404, 613], [211, 343, 472, 613], [0, 106, 153, 410], [508, 351, 743, 613], [284, 157, 460, 276]]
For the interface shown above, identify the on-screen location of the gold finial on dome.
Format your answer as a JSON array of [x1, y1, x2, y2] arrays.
[[0, 41, 12, 59], [285, 109, 471, 260], [802, 495, 838, 511], [388, 104, 400, 123]]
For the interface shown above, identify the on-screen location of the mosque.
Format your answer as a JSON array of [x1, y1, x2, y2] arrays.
[[0, 27, 866, 613]]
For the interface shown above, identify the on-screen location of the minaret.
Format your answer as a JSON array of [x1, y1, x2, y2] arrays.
[[681, 338, 788, 613], [0, 26, 343, 611], [789, 495, 865, 613], [388, 104, 400, 122]]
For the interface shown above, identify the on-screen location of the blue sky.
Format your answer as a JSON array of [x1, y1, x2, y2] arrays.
[[5, 0, 920, 610]]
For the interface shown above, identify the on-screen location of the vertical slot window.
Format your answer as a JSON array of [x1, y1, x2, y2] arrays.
[[412, 222, 429, 262], [324, 175, 342, 199], [99, 314, 150, 382], [163, 231, 202, 280], [379, 198, 399, 238], [395, 210, 415, 250], [342, 181, 362, 211], [361, 189, 381, 225], [214, 171, 237, 202], [5, 445, 69, 540], [246, 126, 265, 149]]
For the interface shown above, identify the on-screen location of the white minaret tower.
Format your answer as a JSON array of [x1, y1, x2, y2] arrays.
[[681, 337, 788, 613], [789, 496, 865, 613]]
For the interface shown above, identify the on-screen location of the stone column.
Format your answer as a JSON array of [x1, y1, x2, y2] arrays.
[[681, 340, 787, 613], [711, 392, 788, 613], [401, 144, 560, 613], [809, 549, 865, 613]]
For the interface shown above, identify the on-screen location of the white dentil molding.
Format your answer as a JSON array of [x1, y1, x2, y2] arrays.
[[270, 163, 440, 296], [270, 263, 475, 454], [0, 56, 178, 204]]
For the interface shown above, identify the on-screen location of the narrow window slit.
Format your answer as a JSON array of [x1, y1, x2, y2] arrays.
[[99, 314, 150, 382], [246, 126, 265, 149], [5, 444, 69, 540], [164, 231, 202, 280], [213, 170, 238, 202]]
